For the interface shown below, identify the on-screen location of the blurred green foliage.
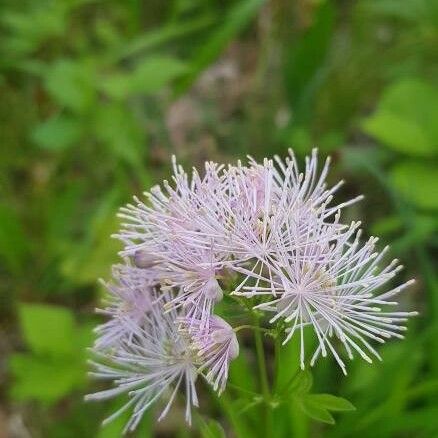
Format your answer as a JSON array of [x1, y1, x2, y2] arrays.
[[9, 304, 92, 404], [1, 0, 437, 436]]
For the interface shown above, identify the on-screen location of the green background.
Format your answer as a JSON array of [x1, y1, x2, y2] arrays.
[[1, 0, 437, 436]]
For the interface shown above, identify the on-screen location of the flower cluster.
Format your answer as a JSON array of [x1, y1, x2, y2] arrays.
[[87, 149, 416, 431]]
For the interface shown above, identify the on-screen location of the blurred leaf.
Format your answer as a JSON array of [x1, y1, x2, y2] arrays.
[[371, 215, 403, 236], [45, 184, 85, 255], [406, 378, 438, 401], [284, 1, 334, 121], [289, 127, 313, 155], [96, 401, 152, 438], [380, 407, 438, 436], [61, 190, 121, 285], [282, 370, 313, 398], [319, 130, 346, 153], [362, 79, 438, 156], [299, 397, 335, 425], [32, 114, 83, 150], [277, 329, 316, 393], [339, 340, 423, 434], [19, 303, 75, 357], [390, 161, 438, 210], [116, 15, 215, 61], [0, 204, 28, 274], [234, 396, 262, 415], [62, 216, 120, 284], [10, 305, 91, 405], [176, 0, 265, 92], [229, 349, 257, 393], [304, 394, 355, 412], [74, 322, 95, 353], [276, 334, 300, 388], [101, 56, 187, 99], [392, 214, 437, 253], [9, 353, 84, 404], [273, 332, 315, 438], [1, 5, 67, 59], [364, 0, 438, 24], [287, 399, 309, 438], [93, 103, 144, 166], [45, 59, 96, 111], [200, 419, 226, 438], [341, 145, 393, 172], [215, 393, 252, 438]]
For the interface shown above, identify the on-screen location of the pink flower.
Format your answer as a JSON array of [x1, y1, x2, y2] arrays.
[[87, 292, 200, 431], [115, 158, 230, 258], [243, 222, 417, 374], [113, 160, 233, 328], [181, 315, 239, 394], [154, 240, 226, 330], [228, 149, 360, 295], [88, 149, 416, 432], [94, 263, 154, 349]]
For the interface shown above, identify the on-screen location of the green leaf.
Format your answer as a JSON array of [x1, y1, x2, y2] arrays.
[[73, 322, 96, 355], [277, 330, 316, 395], [200, 419, 226, 438], [299, 397, 335, 425], [282, 370, 313, 398], [19, 304, 75, 357], [176, 0, 265, 92], [391, 214, 437, 253], [305, 394, 356, 412], [229, 348, 257, 393], [362, 79, 438, 156], [284, 1, 335, 122], [93, 103, 144, 166], [214, 393, 252, 438], [45, 59, 96, 111], [1, 5, 67, 57], [371, 215, 403, 236], [101, 56, 187, 99], [96, 401, 152, 438], [32, 114, 82, 150], [115, 15, 214, 61], [9, 353, 84, 404], [287, 398, 310, 438], [45, 184, 85, 255], [390, 161, 438, 210], [10, 316, 91, 405], [0, 204, 28, 274], [60, 191, 121, 285], [276, 335, 301, 388], [380, 406, 438, 436]]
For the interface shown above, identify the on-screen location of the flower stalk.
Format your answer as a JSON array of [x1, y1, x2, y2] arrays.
[[253, 314, 273, 436]]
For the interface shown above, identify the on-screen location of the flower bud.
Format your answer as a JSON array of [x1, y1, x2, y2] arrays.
[[133, 250, 157, 269], [204, 277, 223, 302]]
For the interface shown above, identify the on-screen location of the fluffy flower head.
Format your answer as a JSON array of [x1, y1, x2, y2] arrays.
[[88, 149, 416, 431]]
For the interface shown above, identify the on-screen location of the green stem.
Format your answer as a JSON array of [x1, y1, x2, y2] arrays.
[[207, 386, 250, 438], [234, 324, 274, 336], [273, 334, 281, 394], [253, 314, 272, 437]]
